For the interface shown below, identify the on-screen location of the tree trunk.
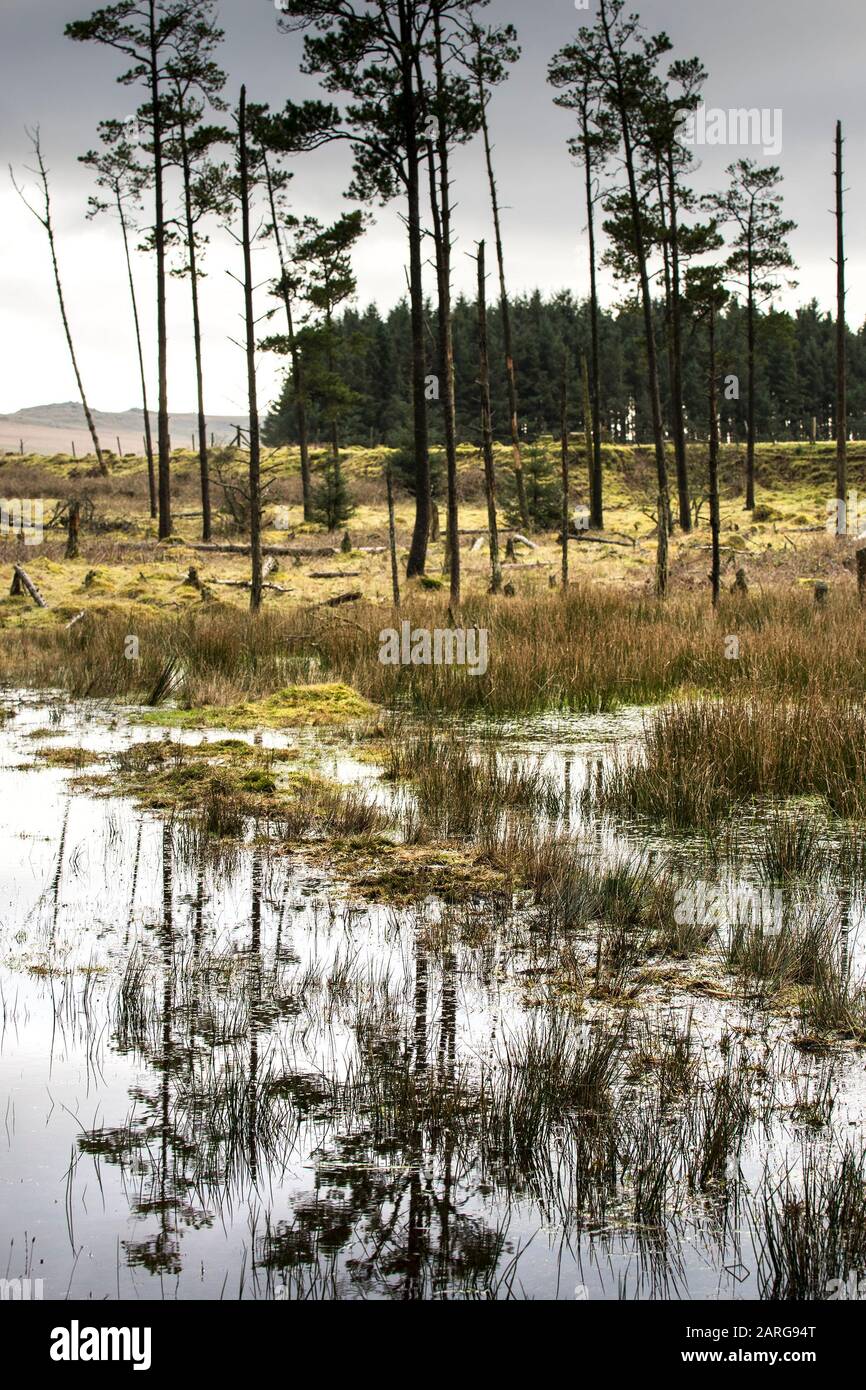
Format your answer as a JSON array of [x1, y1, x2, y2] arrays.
[[149, 0, 171, 538], [835, 119, 847, 536], [239, 86, 263, 613], [560, 352, 570, 590], [27, 136, 105, 474], [746, 248, 756, 512], [476, 242, 501, 595], [117, 193, 156, 518], [401, 0, 430, 579], [262, 148, 313, 521], [177, 95, 211, 541], [666, 150, 690, 531], [599, 1, 669, 593], [66, 500, 81, 560], [582, 103, 604, 530], [385, 459, 400, 607], [708, 304, 721, 608], [477, 59, 529, 531], [581, 354, 593, 515]]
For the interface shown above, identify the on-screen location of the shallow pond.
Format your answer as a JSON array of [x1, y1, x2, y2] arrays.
[[2, 691, 865, 1301]]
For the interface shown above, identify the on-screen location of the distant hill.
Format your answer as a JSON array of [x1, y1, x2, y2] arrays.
[[0, 402, 250, 457]]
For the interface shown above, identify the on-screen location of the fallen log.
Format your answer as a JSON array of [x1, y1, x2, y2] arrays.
[[187, 542, 337, 558], [567, 533, 634, 548], [315, 590, 363, 608], [309, 570, 362, 580], [10, 565, 47, 607]]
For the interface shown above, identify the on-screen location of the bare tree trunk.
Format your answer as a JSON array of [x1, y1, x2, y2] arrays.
[[117, 192, 156, 518], [15, 132, 106, 474], [708, 303, 721, 608], [476, 242, 501, 595], [262, 148, 313, 521], [561, 352, 570, 590], [835, 119, 847, 536], [239, 87, 263, 613], [177, 94, 211, 541], [65, 499, 81, 560], [149, 0, 171, 538], [385, 459, 400, 607], [476, 62, 529, 531], [426, 7, 460, 605], [581, 354, 593, 519], [664, 151, 690, 531], [401, 0, 430, 579], [599, 0, 669, 594], [746, 255, 756, 513], [581, 102, 604, 530]]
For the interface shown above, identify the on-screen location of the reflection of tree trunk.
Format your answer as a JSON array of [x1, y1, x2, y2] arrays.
[[247, 847, 263, 1186], [158, 819, 176, 1265], [50, 802, 70, 947], [126, 818, 143, 946], [405, 936, 429, 1299]]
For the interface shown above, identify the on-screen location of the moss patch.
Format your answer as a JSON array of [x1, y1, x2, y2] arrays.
[[138, 682, 376, 731]]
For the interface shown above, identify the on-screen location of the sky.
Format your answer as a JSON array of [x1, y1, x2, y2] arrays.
[[1, 0, 864, 415]]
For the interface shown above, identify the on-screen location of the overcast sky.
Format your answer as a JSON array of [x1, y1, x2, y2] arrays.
[[1, 0, 863, 415]]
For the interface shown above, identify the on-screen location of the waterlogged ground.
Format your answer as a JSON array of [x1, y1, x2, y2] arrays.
[[2, 691, 866, 1301]]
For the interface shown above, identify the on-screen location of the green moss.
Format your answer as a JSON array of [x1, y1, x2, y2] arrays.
[[140, 682, 376, 731]]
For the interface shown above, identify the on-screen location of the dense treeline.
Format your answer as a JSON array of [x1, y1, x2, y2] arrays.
[[263, 292, 866, 451]]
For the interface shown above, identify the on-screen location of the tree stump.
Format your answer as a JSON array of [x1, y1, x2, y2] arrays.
[[814, 581, 828, 607], [732, 568, 749, 595], [856, 548, 866, 604]]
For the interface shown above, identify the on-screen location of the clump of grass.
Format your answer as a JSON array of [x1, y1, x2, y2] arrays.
[[757, 813, 826, 883], [391, 735, 561, 839], [799, 956, 866, 1042], [724, 902, 838, 998], [596, 696, 866, 829]]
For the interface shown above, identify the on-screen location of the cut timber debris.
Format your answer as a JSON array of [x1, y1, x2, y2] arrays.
[[10, 565, 47, 607], [315, 590, 363, 608], [188, 542, 337, 559]]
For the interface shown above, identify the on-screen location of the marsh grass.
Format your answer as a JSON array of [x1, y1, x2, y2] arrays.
[[755, 1144, 866, 1299], [597, 696, 866, 828], [9, 585, 866, 718]]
